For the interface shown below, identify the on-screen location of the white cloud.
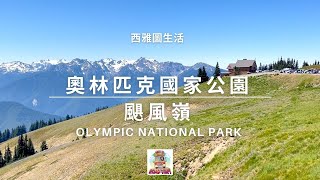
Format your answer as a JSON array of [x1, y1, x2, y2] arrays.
[[32, 99, 38, 107]]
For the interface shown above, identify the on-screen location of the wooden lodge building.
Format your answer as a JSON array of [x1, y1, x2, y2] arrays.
[[227, 59, 257, 75]]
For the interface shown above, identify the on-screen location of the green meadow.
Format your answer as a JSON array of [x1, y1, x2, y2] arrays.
[[0, 74, 319, 180]]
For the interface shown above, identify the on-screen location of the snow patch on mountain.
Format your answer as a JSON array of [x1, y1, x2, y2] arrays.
[[0, 61, 34, 73], [0, 57, 220, 76]]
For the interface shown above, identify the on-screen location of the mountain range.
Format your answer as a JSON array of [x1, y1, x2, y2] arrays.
[[0, 57, 225, 119], [0, 101, 61, 131]]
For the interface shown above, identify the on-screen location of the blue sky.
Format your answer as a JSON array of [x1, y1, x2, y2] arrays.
[[0, 0, 319, 68]]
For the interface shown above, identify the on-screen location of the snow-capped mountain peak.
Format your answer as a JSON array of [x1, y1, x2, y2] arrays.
[[111, 59, 133, 72], [0, 57, 219, 76], [100, 58, 114, 64], [33, 59, 69, 65], [0, 61, 33, 73], [95, 58, 135, 73]]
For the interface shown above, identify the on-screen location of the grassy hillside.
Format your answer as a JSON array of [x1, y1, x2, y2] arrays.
[[0, 74, 319, 179]]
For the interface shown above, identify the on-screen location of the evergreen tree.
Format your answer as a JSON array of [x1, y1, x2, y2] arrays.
[[40, 141, 48, 151], [214, 62, 221, 78], [197, 68, 203, 77], [234, 66, 240, 75], [0, 150, 5, 167], [198, 66, 209, 82], [259, 63, 262, 70], [13, 146, 18, 161], [4, 146, 12, 164], [202, 66, 209, 82], [17, 134, 25, 158], [24, 134, 29, 156], [27, 138, 35, 155]]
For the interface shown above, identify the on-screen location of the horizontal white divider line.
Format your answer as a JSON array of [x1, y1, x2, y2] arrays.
[[49, 96, 271, 99]]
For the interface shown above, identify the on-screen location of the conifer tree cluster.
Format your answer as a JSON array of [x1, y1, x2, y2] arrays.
[[197, 66, 209, 83], [312, 60, 320, 66], [259, 57, 299, 70], [29, 115, 72, 132], [0, 134, 43, 169], [13, 134, 35, 161], [29, 119, 58, 131], [302, 60, 320, 67], [0, 146, 12, 168], [0, 125, 27, 143], [95, 105, 109, 112], [1, 104, 109, 143]]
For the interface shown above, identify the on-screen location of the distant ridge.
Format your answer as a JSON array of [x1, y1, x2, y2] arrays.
[[0, 101, 61, 130]]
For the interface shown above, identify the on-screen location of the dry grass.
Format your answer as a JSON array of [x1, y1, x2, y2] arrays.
[[0, 74, 319, 179]]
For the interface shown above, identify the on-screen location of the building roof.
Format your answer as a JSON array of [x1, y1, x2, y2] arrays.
[[227, 63, 236, 69], [235, 59, 256, 67]]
